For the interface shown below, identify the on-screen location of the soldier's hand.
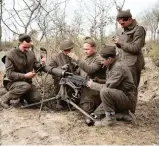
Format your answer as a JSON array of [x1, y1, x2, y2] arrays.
[[93, 77, 100, 82], [61, 64, 69, 70], [68, 52, 79, 61], [24, 72, 36, 79], [86, 79, 94, 88], [112, 36, 119, 43]]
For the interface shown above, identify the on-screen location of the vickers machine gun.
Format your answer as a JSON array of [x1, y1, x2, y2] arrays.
[[21, 68, 97, 124]]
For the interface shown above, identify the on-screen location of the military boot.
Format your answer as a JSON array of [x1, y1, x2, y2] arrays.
[[0, 93, 10, 109], [115, 110, 137, 125], [94, 111, 116, 127]]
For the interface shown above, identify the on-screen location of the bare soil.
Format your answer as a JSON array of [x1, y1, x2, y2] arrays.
[[0, 57, 158, 145]]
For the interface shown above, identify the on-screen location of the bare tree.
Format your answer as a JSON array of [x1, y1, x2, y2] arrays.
[[80, 0, 114, 48], [113, 0, 126, 30], [0, 0, 3, 51], [142, 5, 159, 42]]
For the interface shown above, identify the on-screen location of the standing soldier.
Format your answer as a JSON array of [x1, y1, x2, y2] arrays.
[[68, 37, 106, 123], [113, 9, 146, 90]]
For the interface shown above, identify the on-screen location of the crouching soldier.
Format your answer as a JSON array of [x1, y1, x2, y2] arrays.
[[86, 45, 137, 126], [68, 37, 106, 123], [0, 34, 57, 109], [49, 40, 79, 109]]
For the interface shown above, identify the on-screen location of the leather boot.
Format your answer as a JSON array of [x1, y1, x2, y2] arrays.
[[0, 93, 10, 109]]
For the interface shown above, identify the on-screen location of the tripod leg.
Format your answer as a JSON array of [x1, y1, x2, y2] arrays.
[[65, 99, 96, 122], [21, 96, 57, 108]]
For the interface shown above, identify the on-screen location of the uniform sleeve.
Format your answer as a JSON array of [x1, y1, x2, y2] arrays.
[[90, 65, 124, 91], [33, 55, 42, 70], [119, 26, 146, 54], [49, 56, 58, 68], [31, 53, 54, 74], [89, 82, 104, 91], [76, 57, 102, 74], [106, 65, 123, 88], [5, 57, 25, 81]]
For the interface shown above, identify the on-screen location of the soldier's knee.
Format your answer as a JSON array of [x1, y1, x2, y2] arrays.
[[21, 83, 32, 92], [100, 88, 111, 97], [100, 88, 114, 102]]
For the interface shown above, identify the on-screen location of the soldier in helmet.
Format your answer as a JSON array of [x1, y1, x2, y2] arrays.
[[49, 40, 79, 109]]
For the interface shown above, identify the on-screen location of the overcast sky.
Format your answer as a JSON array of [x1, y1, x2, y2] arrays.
[[67, 0, 158, 18], [66, 0, 158, 30], [120, 0, 158, 16], [2, 0, 158, 41]]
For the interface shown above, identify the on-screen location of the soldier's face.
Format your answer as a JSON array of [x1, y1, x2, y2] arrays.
[[83, 43, 96, 56], [20, 41, 33, 52], [118, 18, 133, 28], [103, 58, 112, 66]]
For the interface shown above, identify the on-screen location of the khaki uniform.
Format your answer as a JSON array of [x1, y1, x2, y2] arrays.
[[76, 53, 106, 114], [118, 20, 146, 87], [90, 60, 137, 115], [3, 47, 53, 104], [49, 52, 78, 94]]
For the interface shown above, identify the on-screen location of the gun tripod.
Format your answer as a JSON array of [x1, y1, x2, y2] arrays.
[[21, 77, 96, 123]]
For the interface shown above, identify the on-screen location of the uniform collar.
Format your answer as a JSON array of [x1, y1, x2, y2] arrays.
[[107, 58, 116, 70], [124, 19, 137, 32], [85, 52, 97, 59]]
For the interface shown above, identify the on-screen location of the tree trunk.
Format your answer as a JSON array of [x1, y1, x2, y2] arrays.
[[0, 0, 2, 51]]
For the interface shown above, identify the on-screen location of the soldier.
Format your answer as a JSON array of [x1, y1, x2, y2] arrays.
[[68, 37, 106, 122], [113, 9, 146, 89], [0, 34, 55, 109], [86, 45, 137, 126], [49, 40, 79, 109]]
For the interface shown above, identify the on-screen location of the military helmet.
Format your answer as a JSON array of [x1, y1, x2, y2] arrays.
[[59, 40, 74, 50]]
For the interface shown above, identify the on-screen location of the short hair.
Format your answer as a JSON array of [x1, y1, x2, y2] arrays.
[[19, 34, 31, 43], [84, 37, 96, 47]]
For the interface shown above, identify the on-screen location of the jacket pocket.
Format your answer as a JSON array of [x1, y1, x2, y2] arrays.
[[121, 52, 137, 66]]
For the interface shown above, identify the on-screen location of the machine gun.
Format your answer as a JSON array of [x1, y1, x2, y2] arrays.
[[21, 68, 97, 124]]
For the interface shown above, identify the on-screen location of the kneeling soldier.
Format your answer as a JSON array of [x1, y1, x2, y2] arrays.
[[86, 45, 137, 126]]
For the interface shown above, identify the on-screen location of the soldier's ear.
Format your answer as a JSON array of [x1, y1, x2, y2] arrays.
[[108, 57, 111, 61], [108, 57, 114, 62]]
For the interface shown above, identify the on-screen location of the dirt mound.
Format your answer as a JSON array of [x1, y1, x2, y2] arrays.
[[0, 58, 158, 144]]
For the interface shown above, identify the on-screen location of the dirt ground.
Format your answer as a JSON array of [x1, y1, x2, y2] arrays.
[[0, 57, 158, 145]]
